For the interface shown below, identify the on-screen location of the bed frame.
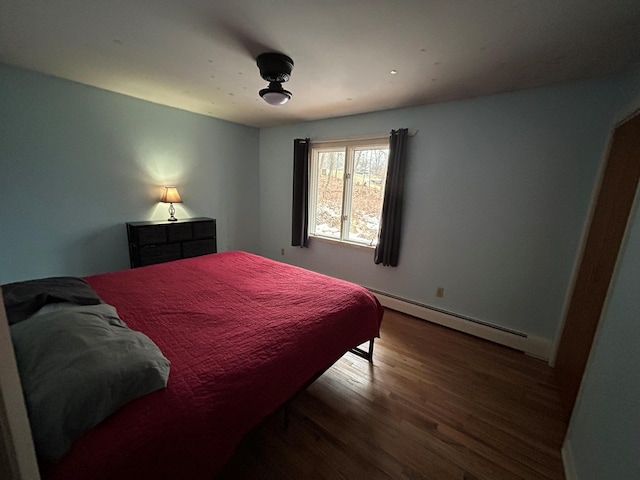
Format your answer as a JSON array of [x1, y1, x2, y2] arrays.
[[281, 337, 375, 430]]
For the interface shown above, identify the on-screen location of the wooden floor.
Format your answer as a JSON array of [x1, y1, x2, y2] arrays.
[[218, 309, 567, 479]]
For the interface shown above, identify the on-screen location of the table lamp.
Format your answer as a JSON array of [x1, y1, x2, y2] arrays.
[[160, 186, 182, 221]]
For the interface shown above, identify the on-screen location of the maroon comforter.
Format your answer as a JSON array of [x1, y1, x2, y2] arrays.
[[43, 251, 382, 479]]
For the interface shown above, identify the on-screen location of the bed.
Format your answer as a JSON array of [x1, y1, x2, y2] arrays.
[[5, 250, 383, 479]]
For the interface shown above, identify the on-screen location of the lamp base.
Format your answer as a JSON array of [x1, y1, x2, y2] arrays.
[[167, 203, 178, 221]]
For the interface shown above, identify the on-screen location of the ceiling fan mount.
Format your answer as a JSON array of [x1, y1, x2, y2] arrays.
[[256, 52, 294, 105], [257, 52, 294, 83]]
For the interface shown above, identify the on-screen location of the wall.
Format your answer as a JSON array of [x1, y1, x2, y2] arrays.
[[0, 64, 259, 283], [562, 63, 640, 479], [259, 75, 625, 341]]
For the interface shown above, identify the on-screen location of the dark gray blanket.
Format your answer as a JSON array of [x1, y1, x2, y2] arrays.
[[2, 276, 102, 325]]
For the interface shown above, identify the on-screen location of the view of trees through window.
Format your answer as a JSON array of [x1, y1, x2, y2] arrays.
[[312, 143, 389, 245]]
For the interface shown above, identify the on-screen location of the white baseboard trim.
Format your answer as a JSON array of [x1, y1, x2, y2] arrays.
[[371, 292, 552, 361], [562, 440, 577, 480]]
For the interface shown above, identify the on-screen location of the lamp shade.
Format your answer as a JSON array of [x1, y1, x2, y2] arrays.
[[160, 186, 182, 204]]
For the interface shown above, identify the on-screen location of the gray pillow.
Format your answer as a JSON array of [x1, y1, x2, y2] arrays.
[[10, 303, 170, 460]]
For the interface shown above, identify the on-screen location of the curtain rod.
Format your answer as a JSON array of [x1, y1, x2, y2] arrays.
[[309, 129, 418, 144]]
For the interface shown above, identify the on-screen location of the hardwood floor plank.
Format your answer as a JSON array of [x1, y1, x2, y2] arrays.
[[218, 309, 567, 479]]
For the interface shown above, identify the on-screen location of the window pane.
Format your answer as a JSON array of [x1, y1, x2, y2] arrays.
[[348, 148, 388, 244], [315, 150, 345, 239]]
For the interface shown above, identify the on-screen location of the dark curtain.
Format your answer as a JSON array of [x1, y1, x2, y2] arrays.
[[374, 128, 409, 266], [291, 138, 310, 247]]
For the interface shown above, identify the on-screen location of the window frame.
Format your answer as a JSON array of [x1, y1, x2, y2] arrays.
[[308, 136, 389, 247]]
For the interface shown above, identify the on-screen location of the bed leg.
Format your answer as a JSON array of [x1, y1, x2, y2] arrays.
[[349, 338, 375, 363]]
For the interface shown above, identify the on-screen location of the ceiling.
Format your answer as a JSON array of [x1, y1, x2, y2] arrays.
[[1, 0, 640, 128]]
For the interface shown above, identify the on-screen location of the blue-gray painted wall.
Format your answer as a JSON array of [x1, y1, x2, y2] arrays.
[[258, 74, 629, 340], [0, 64, 259, 282], [2, 62, 635, 340]]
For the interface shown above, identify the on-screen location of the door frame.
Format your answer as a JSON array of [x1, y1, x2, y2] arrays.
[[548, 138, 613, 368], [551, 108, 640, 366], [549, 109, 640, 415]]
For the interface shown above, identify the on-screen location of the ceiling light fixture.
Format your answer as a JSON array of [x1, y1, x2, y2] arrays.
[[256, 52, 294, 106]]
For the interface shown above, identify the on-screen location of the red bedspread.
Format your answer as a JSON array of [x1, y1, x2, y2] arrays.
[[43, 251, 382, 479]]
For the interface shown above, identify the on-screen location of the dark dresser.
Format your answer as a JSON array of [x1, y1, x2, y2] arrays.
[[126, 217, 217, 268]]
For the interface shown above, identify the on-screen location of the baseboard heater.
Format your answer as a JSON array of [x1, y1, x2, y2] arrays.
[[366, 288, 551, 361]]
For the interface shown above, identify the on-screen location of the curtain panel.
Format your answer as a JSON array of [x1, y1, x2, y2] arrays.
[[374, 128, 409, 266], [291, 138, 310, 247]]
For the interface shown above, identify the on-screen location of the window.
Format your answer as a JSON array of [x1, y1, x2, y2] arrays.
[[309, 137, 389, 246]]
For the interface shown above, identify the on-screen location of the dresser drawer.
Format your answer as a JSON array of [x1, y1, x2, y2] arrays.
[[183, 239, 217, 258], [136, 225, 167, 246], [138, 244, 182, 266], [167, 223, 193, 243]]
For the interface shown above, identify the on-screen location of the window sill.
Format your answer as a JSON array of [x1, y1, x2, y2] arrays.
[[310, 235, 375, 252]]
